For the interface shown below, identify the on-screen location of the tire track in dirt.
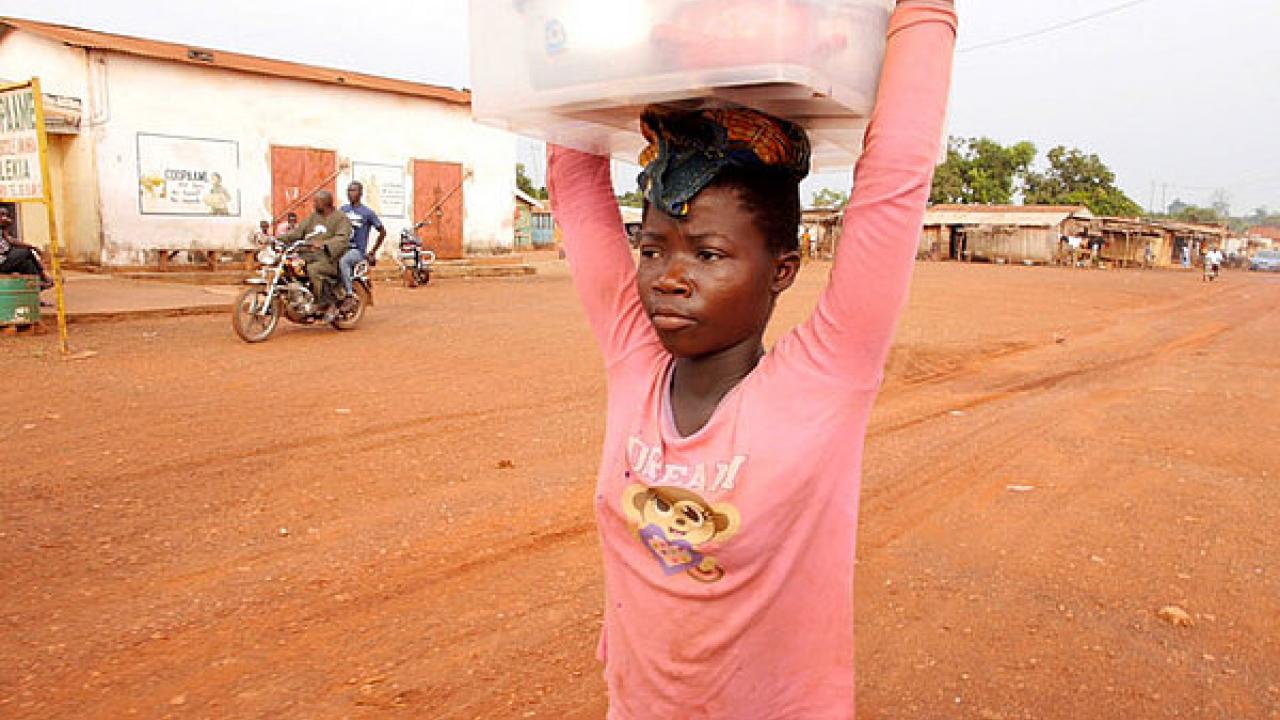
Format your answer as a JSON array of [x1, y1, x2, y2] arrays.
[[872, 273, 1268, 434], [852, 286, 1280, 718], [881, 273, 1246, 392], [54, 392, 593, 490], [857, 280, 1275, 558], [871, 322, 1232, 439]]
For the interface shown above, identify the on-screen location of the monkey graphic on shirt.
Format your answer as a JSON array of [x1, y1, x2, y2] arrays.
[[622, 484, 740, 583]]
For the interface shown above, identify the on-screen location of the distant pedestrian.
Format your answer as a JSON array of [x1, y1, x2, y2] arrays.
[[803, 227, 819, 259], [1067, 234, 1083, 267], [1203, 247, 1223, 281], [249, 220, 274, 246], [1087, 235, 1104, 267], [1143, 243, 1155, 269], [1181, 244, 1190, 268]]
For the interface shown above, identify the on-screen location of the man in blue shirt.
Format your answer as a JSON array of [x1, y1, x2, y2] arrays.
[[338, 181, 386, 307]]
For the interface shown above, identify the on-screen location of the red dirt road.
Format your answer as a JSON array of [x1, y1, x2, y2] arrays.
[[4, 262, 1279, 719]]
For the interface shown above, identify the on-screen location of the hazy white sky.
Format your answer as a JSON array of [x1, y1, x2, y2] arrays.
[[5, 0, 1278, 214]]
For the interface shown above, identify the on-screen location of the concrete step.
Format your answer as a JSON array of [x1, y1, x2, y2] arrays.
[[396, 264, 535, 279], [90, 262, 537, 285], [112, 271, 250, 285]]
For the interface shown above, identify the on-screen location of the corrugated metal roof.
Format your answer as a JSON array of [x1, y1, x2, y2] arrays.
[[924, 204, 1093, 227], [514, 188, 544, 209], [2, 17, 470, 105], [1153, 220, 1230, 237]]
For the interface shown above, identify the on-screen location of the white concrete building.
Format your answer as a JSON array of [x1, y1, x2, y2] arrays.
[[0, 18, 517, 264]]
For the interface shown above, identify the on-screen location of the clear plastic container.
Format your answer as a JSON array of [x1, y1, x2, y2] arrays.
[[469, 0, 894, 169]]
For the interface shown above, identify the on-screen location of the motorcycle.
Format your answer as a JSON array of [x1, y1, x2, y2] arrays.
[[232, 238, 372, 343], [395, 220, 437, 288]]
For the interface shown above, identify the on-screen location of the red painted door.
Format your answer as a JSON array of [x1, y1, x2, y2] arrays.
[[270, 146, 337, 221], [412, 160, 464, 260]]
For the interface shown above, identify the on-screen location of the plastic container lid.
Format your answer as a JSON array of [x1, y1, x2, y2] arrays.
[[470, 0, 894, 169]]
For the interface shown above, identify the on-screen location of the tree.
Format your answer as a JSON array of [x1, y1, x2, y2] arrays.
[[1022, 146, 1143, 217], [1241, 206, 1280, 230], [616, 189, 645, 208], [1171, 204, 1220, 224], [515, 163, 548, 201], [929, 137, 1036, 205], [811, 188, 849, 209], [1158, 198, 1220, 224]]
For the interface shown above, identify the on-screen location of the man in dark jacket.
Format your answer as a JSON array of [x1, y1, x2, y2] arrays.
[[278, 191, 351, 322]]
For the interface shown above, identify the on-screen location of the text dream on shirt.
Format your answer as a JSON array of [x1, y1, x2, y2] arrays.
[[626, 436, 746, 494]]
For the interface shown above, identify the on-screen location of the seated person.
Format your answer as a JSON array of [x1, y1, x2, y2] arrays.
[[0, 208, 53, 292]]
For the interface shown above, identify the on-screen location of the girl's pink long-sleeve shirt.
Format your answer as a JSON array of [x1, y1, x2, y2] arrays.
[[548, 4, 956, 717]]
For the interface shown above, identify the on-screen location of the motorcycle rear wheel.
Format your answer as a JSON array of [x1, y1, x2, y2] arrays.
[[232, 287, 282, 343], [415, 267, 431, 286], [332, 284, 370, 330]]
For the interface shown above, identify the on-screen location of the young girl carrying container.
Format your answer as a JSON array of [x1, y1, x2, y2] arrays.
[[547, 2, 956, 716]]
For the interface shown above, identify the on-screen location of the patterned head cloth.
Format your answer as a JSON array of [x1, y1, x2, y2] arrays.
[[637, 105, 811, 218]]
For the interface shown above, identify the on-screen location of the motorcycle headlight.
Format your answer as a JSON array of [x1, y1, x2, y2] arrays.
[[256, 248, 279, 265]]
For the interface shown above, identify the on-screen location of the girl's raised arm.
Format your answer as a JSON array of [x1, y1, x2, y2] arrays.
[[785, 0, 957, 389], [547, 146, 657, 364]]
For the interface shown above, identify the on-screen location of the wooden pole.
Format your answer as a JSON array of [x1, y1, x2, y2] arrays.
[[30, 78, 69, 354]]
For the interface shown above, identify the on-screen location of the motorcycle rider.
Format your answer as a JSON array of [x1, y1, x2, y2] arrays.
[[278, 190, 351, 322], [339, 181, 386, 311]]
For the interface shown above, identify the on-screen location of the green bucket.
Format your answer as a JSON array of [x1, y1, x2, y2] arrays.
[[0, 275, 41, 325]]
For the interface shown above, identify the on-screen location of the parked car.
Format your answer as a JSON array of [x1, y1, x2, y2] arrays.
[[1248, 249, 1280, 272]]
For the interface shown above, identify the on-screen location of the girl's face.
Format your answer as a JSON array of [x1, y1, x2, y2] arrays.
[[635, 186, 800, 358]]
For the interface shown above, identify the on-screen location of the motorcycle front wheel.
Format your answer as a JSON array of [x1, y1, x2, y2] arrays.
[[415, 266, 431, 286], [332, 284, 370, 330], [232, 287, 282, 342], [402, 267, 418, 288]]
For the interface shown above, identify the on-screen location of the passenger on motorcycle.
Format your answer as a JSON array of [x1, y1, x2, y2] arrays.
[[278, 190, 352, 322], [339, 181, 386, 311]]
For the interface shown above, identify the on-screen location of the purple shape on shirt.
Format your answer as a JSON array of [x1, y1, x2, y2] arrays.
[[638, 524, 703, 576]]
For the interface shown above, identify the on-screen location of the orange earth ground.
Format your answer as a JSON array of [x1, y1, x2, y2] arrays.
[[3, 261, 1279, 719]]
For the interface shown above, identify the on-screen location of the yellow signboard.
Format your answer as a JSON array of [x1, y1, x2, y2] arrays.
[[0, 82, 44, 201], [2, 78, 68, 353]]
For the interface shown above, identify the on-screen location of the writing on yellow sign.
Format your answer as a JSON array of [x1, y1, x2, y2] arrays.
[[0, 90, 36, 133], [0, 136, 38, 154], [0, 84, 43, 201]]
